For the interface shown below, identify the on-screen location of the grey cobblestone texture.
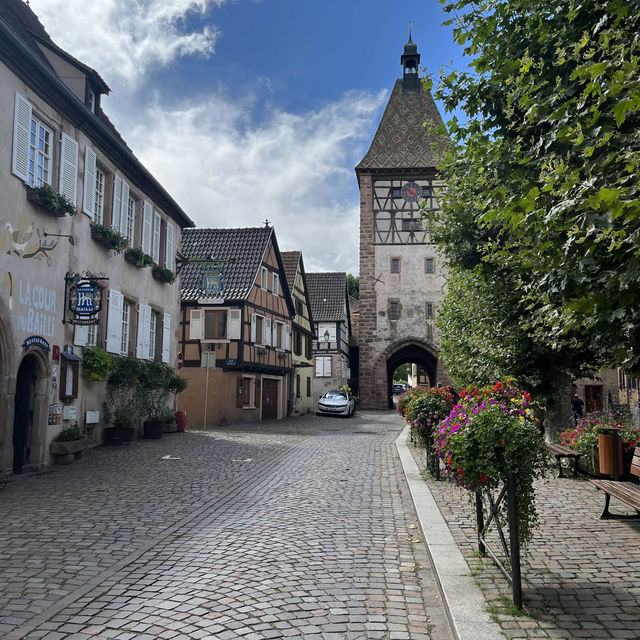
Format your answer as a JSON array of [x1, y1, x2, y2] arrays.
[[0, 412, 453, 640], [409, 437, 640, 639]]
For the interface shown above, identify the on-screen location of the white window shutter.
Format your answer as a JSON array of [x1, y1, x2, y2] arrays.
[[265, 318, 272, 346], [315, 357, 322, 377], [284, 324, 290, 350], [273, 274, 279, 296], [142, 201, 152, 254], [73, 324, 88, 347], [136, 304, 150, 359], [82, 146, 96, 217], [144, 307, 153, 360], [106, 290, 123, 354], [228, 309, 241, 340], [165, 221, 174, 271], [152, 211, 161, 263], [119, 180, 130, 237], [162, 313, 171, 363], [189, 308, 202, 341], [59, 133, 79, 206], [251, 314, 256, 343], [12, 93, 32, 182], [112, 175, 122, 231]]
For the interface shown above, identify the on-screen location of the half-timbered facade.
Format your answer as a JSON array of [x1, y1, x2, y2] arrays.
[[177, 226, 295, 427], [306, 272, 352, 404], [281, 251, 315, 415]]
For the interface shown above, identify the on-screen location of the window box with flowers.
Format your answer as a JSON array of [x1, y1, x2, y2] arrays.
[[124, 247, 154, 268], [26, 184, 76, 217], [90, 223, 128, 253], [152, 265, 176, 284]]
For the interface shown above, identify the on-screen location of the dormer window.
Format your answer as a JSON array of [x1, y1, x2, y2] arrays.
[[87, 89, 96, 114]]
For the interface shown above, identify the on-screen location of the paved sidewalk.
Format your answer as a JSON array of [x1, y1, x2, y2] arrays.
[[0, 412, 454, 640], [401, 421, 640, 639]]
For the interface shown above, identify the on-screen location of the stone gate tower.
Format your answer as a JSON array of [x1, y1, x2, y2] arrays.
[[357, 35, 449, 409]]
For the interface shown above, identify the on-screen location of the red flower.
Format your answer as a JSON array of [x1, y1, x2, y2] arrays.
[[479, 473, 487, 484], [501, 439, 505, 446], [457, 467, 464, 476]]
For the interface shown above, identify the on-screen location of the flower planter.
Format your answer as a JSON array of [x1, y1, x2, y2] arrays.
[[124, 248, 153, 268], [26, 185, 75, 216], [143, 420, 164, 439], [50, 437, 90, 464], [103, 425, 135, 446], [90, 224, 128, 253], [152, 266, 176, 284]]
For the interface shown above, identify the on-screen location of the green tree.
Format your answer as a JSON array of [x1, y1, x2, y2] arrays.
[[424, 0, 639, 435], [347, 273, 360, 299], [393, 363, 412, 383]]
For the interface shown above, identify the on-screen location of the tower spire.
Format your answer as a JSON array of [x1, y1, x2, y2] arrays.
[[401, 28, 420, 93]]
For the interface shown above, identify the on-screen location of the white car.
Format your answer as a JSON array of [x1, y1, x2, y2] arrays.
[[316, 390, 356, 417]]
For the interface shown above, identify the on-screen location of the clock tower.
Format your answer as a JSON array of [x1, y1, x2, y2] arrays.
[[356, 35, 449, 409]]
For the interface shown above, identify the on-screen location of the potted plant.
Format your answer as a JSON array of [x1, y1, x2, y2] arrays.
[[90, 223, 128, 253], [26, 183, 76, 216], [124, 246, 154, 268], [151, 265, 176, 284], [50, 423, 88, 464], [159, 407, 177, 433], [102, 387, 141, 445]]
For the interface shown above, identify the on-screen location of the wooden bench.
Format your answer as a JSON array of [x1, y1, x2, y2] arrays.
[[592, 447, 640, 520], [548, 443, 583, 478]]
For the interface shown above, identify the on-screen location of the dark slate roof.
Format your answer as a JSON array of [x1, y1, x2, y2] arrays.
[[180, 227, 272, 302], [280, 251, 300, 294], [356, 79, 446, 171], [307, 272, 348, 322]]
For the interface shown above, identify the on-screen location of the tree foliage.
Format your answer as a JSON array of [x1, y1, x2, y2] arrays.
[[429, 0, 640, 370], [347, 273, 360, 299]]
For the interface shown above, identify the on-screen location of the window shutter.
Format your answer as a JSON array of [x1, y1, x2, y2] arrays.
[[119, 180, 130, 238], [165, 221, 174, 271], [162, 313, 171, 363], [152, 211, 161, 263], [228, 309, 241, 339], [136, 304, 151, 359], [237, 377, 244, 408], [189, 309, 202, 341], [106, 290, 123, 354], [142, 202, 152, 254], [284, 324, 290, 350], [73, 323, 88, 347], [265, 318, 272, 346], [12, 93, 31, 182], [315, 357, 322, 377], [273, 274, 279, 297], [59, 133, 79, 205], [251, 314, 256, 343], [112, 175, 122, 231], [82, 146, 96, 217]]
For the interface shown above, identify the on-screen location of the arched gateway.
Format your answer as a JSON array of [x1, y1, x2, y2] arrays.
[[357, 36, 450, 409]]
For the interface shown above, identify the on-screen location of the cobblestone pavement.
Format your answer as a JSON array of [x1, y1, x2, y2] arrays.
[[0, 412, 453, 640], [412, 442, 640, 639]]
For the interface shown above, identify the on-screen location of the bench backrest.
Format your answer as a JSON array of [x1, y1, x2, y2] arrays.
[[632, 447, 640, 479]]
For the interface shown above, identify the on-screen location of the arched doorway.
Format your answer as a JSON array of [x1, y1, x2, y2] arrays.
[[385, 340, 438, 409], [13, 355, 37, 473]]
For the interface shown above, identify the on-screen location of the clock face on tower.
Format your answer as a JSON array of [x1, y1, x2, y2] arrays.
[[401, 182, 422, 203]]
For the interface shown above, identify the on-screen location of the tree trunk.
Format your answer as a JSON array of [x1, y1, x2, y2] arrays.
[[543, 367, 573, 443]]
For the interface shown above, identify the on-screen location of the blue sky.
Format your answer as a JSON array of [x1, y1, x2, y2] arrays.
[[30, 0, 466, 275]]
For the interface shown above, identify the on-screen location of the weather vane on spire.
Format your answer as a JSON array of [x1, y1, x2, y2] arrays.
[[409, 21, 413, 41]]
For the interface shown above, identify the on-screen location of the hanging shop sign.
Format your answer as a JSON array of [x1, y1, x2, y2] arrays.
[[65, 272, 108, 325], [199, 269, 225, 298], [23, 335, 50, 354]]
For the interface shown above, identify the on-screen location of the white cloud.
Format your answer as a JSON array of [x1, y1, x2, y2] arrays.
[[29, 0, 224, 84], [120, 89, 386, 274]]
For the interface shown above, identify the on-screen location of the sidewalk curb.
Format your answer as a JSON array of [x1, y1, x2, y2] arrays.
[[396, 425, 504, 640]]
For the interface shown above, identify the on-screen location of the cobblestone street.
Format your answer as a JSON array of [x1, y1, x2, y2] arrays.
[[0, 412, 452, 640]]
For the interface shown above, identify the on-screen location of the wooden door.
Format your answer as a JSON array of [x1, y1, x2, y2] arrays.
[[585, 385, 603, 414], [262, 378, 278, 419]]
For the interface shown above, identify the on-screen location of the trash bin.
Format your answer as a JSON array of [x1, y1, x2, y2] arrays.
[[598, 428, 623, 478], [175, 410, 187, 433]]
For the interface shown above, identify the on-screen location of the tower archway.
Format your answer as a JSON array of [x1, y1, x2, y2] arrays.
[[381, 337, 438, 409]]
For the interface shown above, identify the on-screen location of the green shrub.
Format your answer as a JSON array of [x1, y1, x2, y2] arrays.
[[82, 346, 113, 382]]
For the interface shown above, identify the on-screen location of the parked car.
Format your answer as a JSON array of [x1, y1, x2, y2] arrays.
[[316, 390, 356, 417], [392, 383, 407, 395]]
